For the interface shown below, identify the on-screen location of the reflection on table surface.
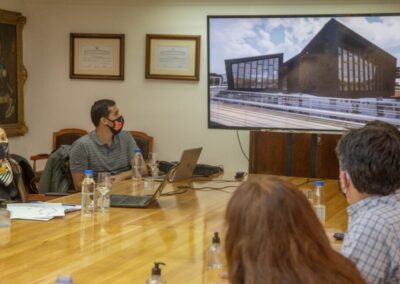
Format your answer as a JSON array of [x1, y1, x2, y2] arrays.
[[0, 174, 347, 284]]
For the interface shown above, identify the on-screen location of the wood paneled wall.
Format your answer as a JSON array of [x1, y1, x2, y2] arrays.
[[249, 131, 343, 179]]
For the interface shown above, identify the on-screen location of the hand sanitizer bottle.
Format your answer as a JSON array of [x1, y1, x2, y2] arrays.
[[207, 232, 223, 269], [145, 262, 166, 284]]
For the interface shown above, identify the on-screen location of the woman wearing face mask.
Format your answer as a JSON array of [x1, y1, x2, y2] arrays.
[[0, 128, 26, 203]]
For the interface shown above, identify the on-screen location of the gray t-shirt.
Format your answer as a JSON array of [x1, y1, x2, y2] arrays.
[[69, 130, 137, 175]]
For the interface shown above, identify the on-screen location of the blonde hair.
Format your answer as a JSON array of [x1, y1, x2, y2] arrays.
[[0, 128, 8, 142]]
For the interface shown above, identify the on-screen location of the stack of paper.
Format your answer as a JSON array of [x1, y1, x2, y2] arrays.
[[7, 203, 66, 221]]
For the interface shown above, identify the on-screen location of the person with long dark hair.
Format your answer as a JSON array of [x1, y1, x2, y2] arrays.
[[224, 175, 365, 284]]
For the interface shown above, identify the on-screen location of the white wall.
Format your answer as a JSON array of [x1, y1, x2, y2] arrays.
[[4, 0, 400, 172], [0, 0, 24, 11]]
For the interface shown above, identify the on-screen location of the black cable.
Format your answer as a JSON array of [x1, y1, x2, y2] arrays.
[[236, 130, 249, 161], [188, 176, 245, 183], [293, 178, 325, 187], [161, 188, 189, 196], [177, 185, 237, 193]]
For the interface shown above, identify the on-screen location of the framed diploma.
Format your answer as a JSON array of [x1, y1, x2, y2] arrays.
[[145, 34, 200, 81], [70, 33, 124, 80]]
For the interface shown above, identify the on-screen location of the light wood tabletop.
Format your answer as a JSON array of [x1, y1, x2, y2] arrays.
[[0, 174, 347, 284]]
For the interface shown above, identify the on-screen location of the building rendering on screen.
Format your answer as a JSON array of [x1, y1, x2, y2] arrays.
[[209, 73, 224, 86], [223, 19, 397, 98], [224, 54, 284, 92]]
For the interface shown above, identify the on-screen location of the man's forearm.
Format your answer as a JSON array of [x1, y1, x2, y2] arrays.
[[112, 170, 132, 183]]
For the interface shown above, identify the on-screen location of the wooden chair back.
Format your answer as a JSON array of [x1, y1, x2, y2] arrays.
[[129, 131, 154, 160], [52, 128, 88, 152], [31, 128, 87, 173]]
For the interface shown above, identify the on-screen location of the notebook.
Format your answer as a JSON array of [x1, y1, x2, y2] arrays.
[[155, 147, 203, 182], [110, 165, 176, 208]]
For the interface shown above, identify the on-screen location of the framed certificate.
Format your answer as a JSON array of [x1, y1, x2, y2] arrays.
[[145, 34, 200, 81], [70, 33, 124, 80]]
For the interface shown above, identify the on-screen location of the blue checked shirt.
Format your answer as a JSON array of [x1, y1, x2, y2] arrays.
[[342, 190, 400, 284]]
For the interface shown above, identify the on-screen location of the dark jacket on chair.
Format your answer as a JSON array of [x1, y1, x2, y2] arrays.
[[38, 145, 74, 193]]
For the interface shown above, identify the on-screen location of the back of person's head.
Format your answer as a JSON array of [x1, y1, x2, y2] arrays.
[[336, 121, 400, 195], [225, 176, 365, 284], [90, 99, 116, 127]]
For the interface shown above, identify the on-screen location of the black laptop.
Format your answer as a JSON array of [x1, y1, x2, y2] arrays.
[[110, 165, 176, 208]]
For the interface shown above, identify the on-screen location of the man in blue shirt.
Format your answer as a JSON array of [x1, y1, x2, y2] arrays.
[[336, 120, 400, 283], [70, 99, 137, 190]]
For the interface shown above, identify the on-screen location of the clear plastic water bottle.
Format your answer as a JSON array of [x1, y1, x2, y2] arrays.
[[145, 262, 166, 284], [313, 180, 325, 223], [207, 232, 223, 269], [81, 169, 96, 216], [56, 274, 73, 284], [131, 147, 143, 182]]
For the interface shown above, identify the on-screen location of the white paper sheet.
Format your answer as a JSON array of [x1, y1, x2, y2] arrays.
[[7, 203, 66, 221]]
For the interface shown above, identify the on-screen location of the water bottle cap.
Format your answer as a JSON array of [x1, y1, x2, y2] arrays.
[[84, 169, 93, 175], [133, 146, 141, 153], [314, 180, 324, 187], [56, 274, 73, 283]]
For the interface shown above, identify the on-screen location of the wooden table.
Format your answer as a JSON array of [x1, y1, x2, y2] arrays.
[[0, 175, 347, 284]]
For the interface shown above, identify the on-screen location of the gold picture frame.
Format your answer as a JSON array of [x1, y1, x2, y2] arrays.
[[145, 34, 200, 81], [70, 33, 125, 80], [0, 9, 28, 137]]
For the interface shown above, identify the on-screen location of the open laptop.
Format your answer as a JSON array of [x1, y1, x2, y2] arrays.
[[110, 165, 177, 208], [155, 147, 203, 182]]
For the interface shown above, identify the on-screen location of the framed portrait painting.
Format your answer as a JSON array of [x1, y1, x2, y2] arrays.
[[0, 9, 27, 137]]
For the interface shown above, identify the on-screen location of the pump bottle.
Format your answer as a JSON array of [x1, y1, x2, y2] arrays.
[[145, 262, 166, 284], [207, 232, 223, 269]]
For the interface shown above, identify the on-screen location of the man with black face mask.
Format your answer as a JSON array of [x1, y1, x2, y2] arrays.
[[70, 99, 141, 190]]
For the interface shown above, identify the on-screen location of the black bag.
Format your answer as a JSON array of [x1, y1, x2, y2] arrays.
[[158, 161, 223, 177], [11, 154, 38, 194]]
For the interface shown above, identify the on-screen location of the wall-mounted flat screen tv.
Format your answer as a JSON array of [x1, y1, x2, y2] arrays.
[[207, 14, 400, 132]]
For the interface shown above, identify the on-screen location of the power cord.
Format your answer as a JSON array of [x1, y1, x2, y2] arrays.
[[161, 184, 238, 196], [236, 130, 249, 161], [161, 188, 190, 196], [178, 185, 237, 193]]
